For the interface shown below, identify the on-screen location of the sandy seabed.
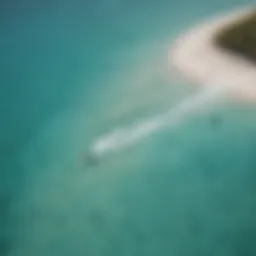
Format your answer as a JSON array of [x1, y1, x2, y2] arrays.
[[169, 6, 256, 103]]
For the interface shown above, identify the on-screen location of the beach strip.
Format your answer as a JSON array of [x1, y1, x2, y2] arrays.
[[169, 6, 256, 102]]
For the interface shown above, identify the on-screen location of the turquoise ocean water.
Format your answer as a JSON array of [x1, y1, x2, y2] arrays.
[[2, 0, 256, 255]]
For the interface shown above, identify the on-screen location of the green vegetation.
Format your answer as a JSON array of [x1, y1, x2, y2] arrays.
[[215, 11, 256, 63]]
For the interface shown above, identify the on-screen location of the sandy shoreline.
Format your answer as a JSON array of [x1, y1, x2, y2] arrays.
[[169, 6, 256, 102]]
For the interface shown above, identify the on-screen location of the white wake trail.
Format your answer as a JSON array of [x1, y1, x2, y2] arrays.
[[89, 83, 230, 157]]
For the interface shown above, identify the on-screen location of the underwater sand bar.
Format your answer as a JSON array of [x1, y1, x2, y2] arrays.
[[169, 7, 256, 102]]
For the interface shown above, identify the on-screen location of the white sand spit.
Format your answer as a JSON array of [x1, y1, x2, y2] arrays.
[[169, 6, 256, 102]]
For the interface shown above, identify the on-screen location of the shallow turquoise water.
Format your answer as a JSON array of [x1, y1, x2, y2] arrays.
[[1, 0, 256, 255]]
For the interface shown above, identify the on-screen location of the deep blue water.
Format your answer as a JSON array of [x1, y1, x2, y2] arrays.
[[1, 0, 256, 255]]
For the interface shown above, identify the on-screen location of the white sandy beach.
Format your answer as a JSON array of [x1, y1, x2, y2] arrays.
[[169, 6, 256, 102]]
